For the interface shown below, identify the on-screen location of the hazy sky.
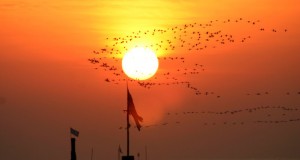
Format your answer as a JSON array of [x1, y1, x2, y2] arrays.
[[1, 0, 300, 160]]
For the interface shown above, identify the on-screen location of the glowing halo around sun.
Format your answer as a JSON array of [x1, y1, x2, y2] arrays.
[[122, 47, 159, 80]]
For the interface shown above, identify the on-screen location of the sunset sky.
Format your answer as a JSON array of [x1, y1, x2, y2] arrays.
[[1, 0, 300, 160]]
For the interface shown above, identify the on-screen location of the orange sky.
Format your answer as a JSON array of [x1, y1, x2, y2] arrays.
[[1, 0, 300, 160]]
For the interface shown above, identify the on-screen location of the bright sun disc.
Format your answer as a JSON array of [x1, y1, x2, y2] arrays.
[[122, 47, 159, 80]]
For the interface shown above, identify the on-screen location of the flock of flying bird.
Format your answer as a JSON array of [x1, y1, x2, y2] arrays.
[[88, 18, 298, 129], [118, 105, 300, 130], [89, 17, 288, 96]]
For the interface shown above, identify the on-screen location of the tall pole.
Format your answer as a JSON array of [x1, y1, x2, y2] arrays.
[[127, 97, 130, 156], [126, 82, 130, 157]]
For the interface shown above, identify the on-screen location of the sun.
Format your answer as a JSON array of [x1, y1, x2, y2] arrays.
[[122, 47, 159, 80]]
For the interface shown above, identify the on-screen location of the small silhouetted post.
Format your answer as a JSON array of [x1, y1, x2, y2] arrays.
[[71, 138, 76, 160], [91, 148, 93, 160]]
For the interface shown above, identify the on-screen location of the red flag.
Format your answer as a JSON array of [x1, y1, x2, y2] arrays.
[[127, 88, 143, 131]]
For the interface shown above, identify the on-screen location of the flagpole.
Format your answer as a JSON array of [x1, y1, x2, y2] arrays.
[[126, 81, 130, 157], [127, 108, 130, 157]]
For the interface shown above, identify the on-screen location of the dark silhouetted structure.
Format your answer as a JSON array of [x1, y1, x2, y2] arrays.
[[122, 155, 134, 160], [122, 86, 142, 160], [71, 138, 77, 160]]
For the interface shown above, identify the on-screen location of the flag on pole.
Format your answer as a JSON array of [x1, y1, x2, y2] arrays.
[[127, 87, 143, 131], [70, 128, 79, 137]]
